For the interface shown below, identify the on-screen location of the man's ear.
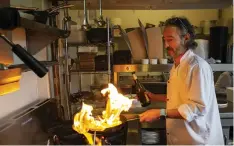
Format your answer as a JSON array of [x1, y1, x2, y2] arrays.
[[184, 33, 190, 40]]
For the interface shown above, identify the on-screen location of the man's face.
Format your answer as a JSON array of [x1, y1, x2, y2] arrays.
[[163, 26, 185, 58]]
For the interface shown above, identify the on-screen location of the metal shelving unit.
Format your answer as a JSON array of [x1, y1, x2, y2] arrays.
[[68, 18, 112, 93], [70, 70, 108, 74]]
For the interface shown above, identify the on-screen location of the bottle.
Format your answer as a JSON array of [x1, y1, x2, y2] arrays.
[[132, 72, 151, 107]]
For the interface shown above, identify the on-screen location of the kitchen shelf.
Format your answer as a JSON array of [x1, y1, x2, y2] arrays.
[[210, 64, 233, 72], [113, 64, 233, 73], [0, 8, 69, 55], [67, 42, 110, 47], [21, 17, 69, 55], [8, 61, 59, 72], [70, 70, 109, 74], [113, 64, 173, 73]]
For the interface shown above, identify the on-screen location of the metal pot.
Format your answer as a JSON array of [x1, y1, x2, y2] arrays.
[[87, 28, 109, 43], [67, 29, 87, 44]]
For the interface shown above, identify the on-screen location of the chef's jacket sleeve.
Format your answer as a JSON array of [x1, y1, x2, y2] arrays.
[[178, 64, 210, 122]]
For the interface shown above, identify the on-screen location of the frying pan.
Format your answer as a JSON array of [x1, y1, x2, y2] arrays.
[[88, 115, 128, 135], [88, 114, 139, 135]]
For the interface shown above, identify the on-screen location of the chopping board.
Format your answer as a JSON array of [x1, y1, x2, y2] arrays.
[[127, 27, 164, 62], [127, 28, 147, 62], [146, 27, 163, 59]]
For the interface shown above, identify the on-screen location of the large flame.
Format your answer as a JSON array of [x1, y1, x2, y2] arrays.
[[72, 83, 133, 145]]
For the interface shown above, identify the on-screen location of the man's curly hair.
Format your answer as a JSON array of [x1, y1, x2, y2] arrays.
[[164, 16, 198, 50]]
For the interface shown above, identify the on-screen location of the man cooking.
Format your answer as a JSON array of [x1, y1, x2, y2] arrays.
[[139, 16, 224, 145]]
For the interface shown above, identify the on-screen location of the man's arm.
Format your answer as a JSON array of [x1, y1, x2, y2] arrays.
[[146, 92, 167, 102], [166, 109, 184, 119]]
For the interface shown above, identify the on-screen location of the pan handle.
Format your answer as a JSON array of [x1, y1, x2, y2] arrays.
[[0, 33, 48, 78]]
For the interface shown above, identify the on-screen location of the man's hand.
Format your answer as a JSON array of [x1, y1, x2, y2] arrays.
[[144, 91, 154, 100], [139, 109, 160, 122]]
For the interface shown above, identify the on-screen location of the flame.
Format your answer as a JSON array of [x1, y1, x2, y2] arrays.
[[72, 83, 133, 145]]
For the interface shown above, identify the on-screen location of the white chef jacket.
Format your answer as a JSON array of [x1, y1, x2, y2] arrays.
[[166, 49, 224, 145]]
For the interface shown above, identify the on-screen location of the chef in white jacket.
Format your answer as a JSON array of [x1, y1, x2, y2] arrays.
[[139, 17, 224, 145]]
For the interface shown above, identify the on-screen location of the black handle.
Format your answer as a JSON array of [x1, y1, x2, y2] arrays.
[[12, 44, 48, 78]]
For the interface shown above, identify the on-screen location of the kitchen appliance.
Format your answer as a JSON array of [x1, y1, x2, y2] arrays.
[[217, 99, 228, 108], [95, 55, 113, 71], [194, 39, 209, 60], [87, 28, 109, 43], [113, 50, 132, 65], [227, 87, 233, 103], [209, 26, 229, 63], [141, 128, 167, 145], [226, 35, 233, 63]]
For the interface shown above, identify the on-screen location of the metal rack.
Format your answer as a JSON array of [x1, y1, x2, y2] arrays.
[[68, 18, 112, 92]]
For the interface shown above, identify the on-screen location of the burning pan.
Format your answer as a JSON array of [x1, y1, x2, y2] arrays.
[[88, 114, 129, 135]]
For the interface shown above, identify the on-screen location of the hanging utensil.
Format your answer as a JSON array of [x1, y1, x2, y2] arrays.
[[10, 6, 39, 11], [82, 0, 91, 31], [21, 3, 76, 24], [138, 19, 149, 60], [119, 26, 133, 56], [94, 0, 106, 27]]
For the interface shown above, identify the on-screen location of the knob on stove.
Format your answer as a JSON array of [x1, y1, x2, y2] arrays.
[[53, 135, 60, 145]]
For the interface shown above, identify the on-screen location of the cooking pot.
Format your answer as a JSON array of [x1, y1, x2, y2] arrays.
[[87, 28, 111, 43], [67, 28, 87, 45]]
